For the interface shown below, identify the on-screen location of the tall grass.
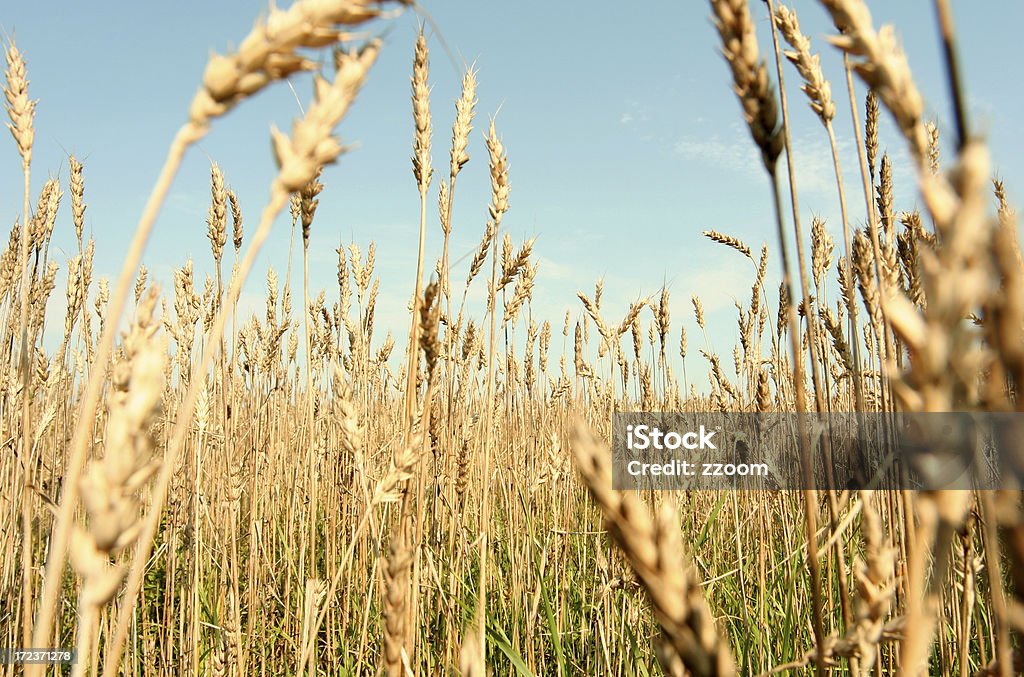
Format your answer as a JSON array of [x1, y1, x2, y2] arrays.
[[1, 1, 1022, 675]]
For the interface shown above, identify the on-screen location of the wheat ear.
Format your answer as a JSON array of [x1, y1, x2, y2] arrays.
[[71, 288, 165, 677], [31, 8, 403, 662], [572, 421, 736, 677], [102, 41, 384, 677]]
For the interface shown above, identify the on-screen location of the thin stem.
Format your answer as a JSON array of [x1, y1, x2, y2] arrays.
[[102, 184, 290, 676], [297, 488, 380, 670], [28, 122, 206, 673], [764, 0, 826, 414], [18, 155, 32, 651], [933, 0, 968, 151], [842, 56, 895, 414], [478, 219, 500, 666], [407, 182, 430, 666], [191, 423, 205, 677], [302, 238, 316, 581], [769, 172, 825, 673], [405, 191, 429, 429], [979, 491, 1012, 677], [824, 121, 867, 415], [765, 10, 844, 659]]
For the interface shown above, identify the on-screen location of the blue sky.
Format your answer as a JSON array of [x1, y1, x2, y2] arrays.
[[2, 1, 1022, 382]]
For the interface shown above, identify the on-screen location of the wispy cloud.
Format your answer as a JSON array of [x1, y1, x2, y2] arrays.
[[968, 93, 995, 121], [673, 247, 756, 315], [784, 134, 849, 197], [167, 189, 207, 219], [535, 256, 573, 281], [673, 123, 760, 178], [672, 124, 917, 208], [620, 99, 650, 127]]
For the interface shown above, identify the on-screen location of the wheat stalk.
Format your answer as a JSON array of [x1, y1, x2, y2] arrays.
[[572, 421, 736, 677]]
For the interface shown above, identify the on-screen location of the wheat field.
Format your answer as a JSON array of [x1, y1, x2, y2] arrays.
[[1, 0, 1023, 675]]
